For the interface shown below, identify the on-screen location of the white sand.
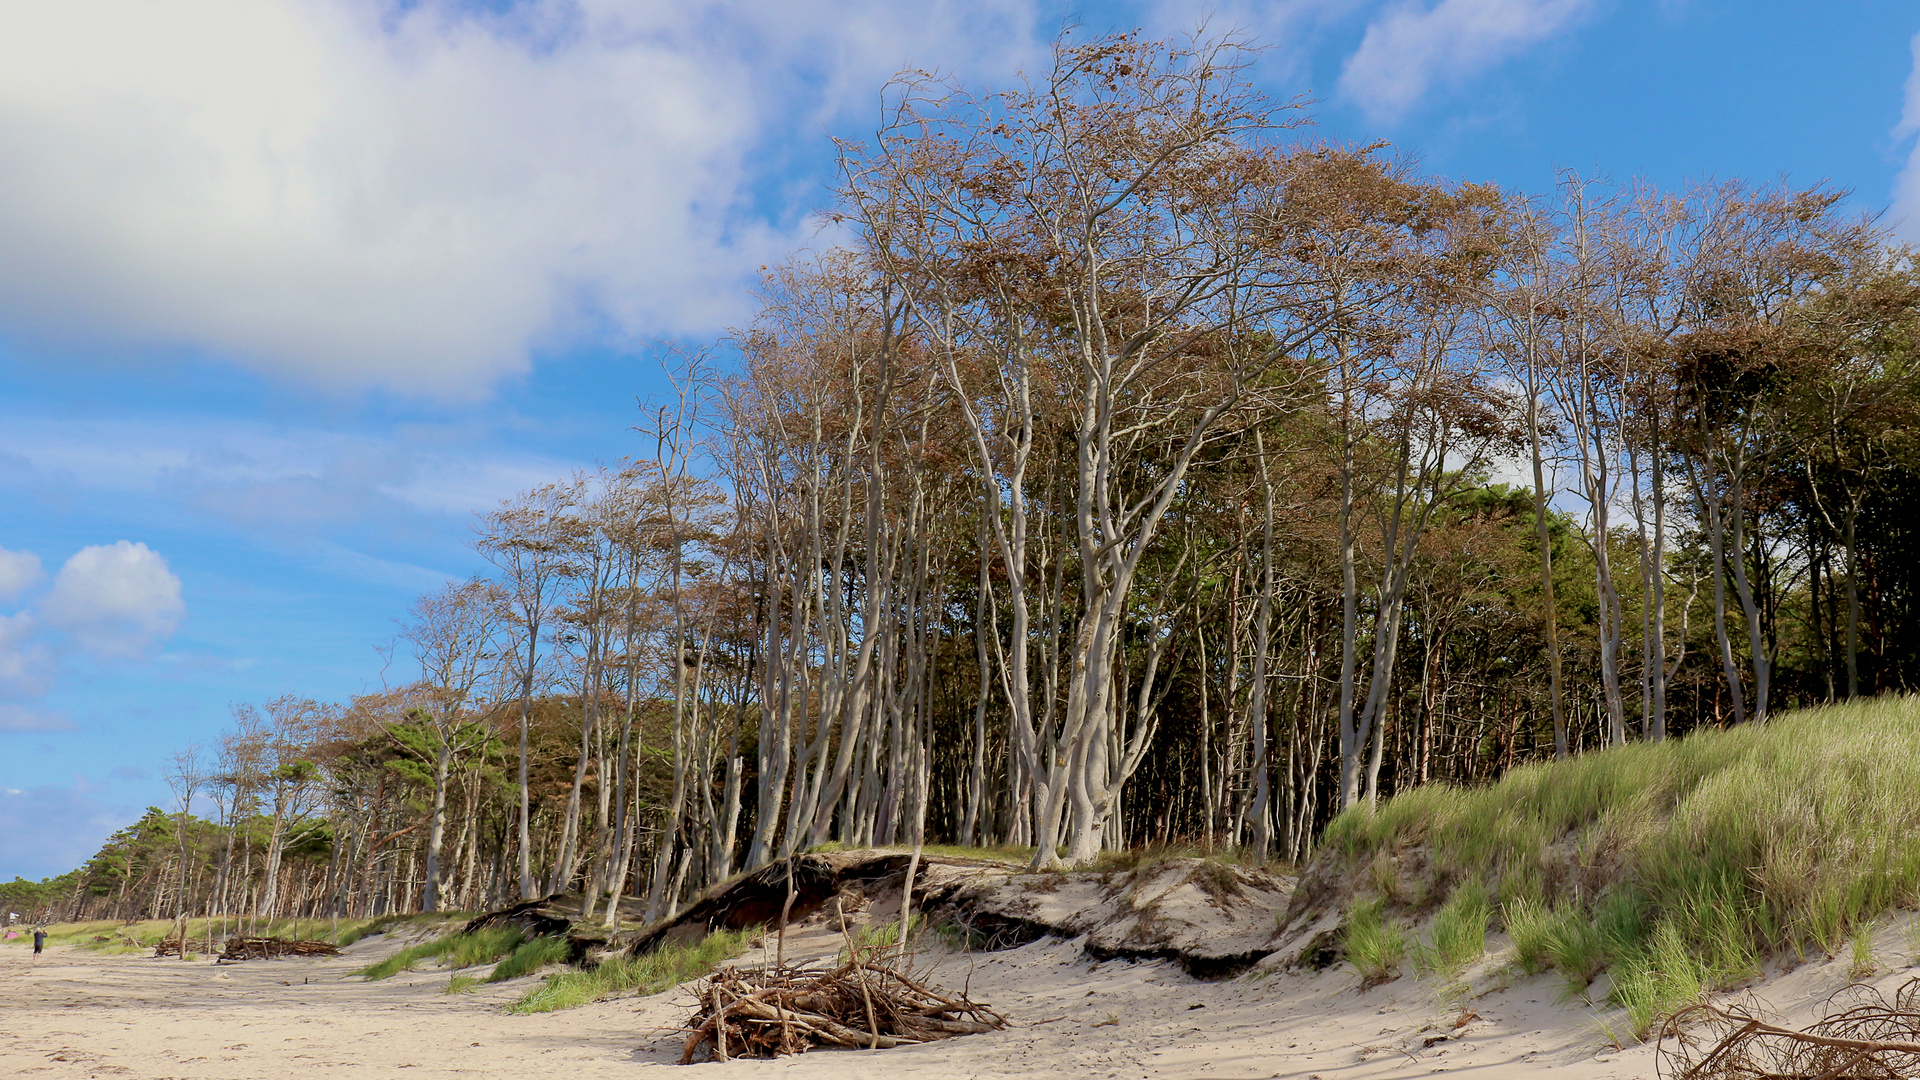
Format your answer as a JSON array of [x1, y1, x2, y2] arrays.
[[2, 921, 1914, 1079]]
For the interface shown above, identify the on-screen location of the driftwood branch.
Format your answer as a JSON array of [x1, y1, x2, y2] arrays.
[[1659, 978, 1920, 1080], [678, 952, 1005, 1063]]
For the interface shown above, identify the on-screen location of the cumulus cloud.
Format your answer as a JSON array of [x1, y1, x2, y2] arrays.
[[39, 542, 186, 658], [0, 612, 52, 699], [0, 548, 41, 601], [1338, 0, 1594, 123], [1892, 31, 1920, 243], [0, 0, 1039, 396]]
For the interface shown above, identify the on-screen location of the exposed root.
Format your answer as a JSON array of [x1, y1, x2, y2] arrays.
[[678, 956, 1005, 1063], [1658, 977, 1920, 1080]]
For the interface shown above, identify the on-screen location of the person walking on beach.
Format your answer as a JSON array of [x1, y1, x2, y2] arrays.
[[32, 928, 46, 955]]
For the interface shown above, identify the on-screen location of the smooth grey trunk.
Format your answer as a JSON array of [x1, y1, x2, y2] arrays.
[[1691, 449, 1749, 725], [1335, 325, 1364, 809], [1526, 376, 1569, 758], [959, 514, 992, 848], [1845, 500, 1860, 699], [1245, 431, 1276, 859], [422, 742, 451, 912]]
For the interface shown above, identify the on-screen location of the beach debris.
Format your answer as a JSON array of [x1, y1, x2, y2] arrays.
[[191, 937, 343, 961], [678, 956, 1006, 1063], [1658, 977, 1920, 1080]]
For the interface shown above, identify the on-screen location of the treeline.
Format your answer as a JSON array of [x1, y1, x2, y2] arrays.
[[15, 33, 1919, 928]]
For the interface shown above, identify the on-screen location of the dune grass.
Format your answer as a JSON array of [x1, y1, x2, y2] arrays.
[[486, 934, 571, 982], [357, 925, 525, 980], [1417, 884, 1491, 977], [836, 914, 924, 963], [507, 927, 752, 1014], [1318, 696, 1920, 1037], [1344, 898, 1407, 985], [2, 913, 463, 954], [334, 911, 468, 947]]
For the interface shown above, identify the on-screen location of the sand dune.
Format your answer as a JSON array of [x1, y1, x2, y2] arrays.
[[3, 919, 1914, 1079]]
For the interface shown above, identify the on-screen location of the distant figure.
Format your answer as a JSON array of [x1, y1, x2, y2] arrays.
[[33, 929, 46, 954]]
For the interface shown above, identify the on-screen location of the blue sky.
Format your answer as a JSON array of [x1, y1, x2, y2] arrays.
[[2, 0, 1917, 878]]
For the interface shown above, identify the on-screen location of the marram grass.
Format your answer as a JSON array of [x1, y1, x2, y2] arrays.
[[4, 913, 463, 954], [507, 927, 753, 1014], [1343, 898, 1406, 985], [1319, 696, 1920, 1038], [486, 934, 571, 982], [357, 926, 526, 980]]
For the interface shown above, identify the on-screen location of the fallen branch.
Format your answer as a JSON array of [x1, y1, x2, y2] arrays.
[[1659, 977, 1920, 1080], [679, 955, 1005, 1063], [201, 937, 342, 961]]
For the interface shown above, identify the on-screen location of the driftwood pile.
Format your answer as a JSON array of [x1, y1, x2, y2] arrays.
[[210, 937, 342, 961], [679, 956, 1005, 1063], [1659, 977, 1920, 1080]]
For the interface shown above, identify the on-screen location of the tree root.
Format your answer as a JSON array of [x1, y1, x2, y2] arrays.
[[1658, 977, 1920, 1080]]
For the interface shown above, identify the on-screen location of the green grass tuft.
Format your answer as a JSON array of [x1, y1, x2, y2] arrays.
[[1419, 884, 1491, 977], [357, 926, 525, 981], [1503, 897, 1555, 973], [1850, 925, 1879, 981], [507, 927, 752, 1014], [487, 935, 571, 982], [1613, 920, 1713, 1040], [837, 915, 922, 964], [1344, 898, 1407, 986]]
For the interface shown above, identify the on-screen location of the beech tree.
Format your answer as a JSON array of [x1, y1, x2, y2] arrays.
[[26, 33, 1920, 925]]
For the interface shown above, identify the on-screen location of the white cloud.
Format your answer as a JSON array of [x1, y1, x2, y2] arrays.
[[0, 548, 41, 601], [39, 542, 186, 658], [1338, 0, 1594, 123], [0, 612, 52, 699], [0, 704, 72, 733], [0, 412, 579, 529], [0, 0, 1040, 397], [1892, 31, 1920, 243]]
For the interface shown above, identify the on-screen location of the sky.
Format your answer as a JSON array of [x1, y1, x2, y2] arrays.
[[2, 0, 1917, 879]]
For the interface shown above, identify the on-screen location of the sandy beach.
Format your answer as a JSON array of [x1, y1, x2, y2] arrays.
[[5, 913, 1916, 1080], [0, 924, 1670, 1080]]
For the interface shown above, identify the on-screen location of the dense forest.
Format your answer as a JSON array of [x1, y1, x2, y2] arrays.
[[7, 34, 1917, 931]]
